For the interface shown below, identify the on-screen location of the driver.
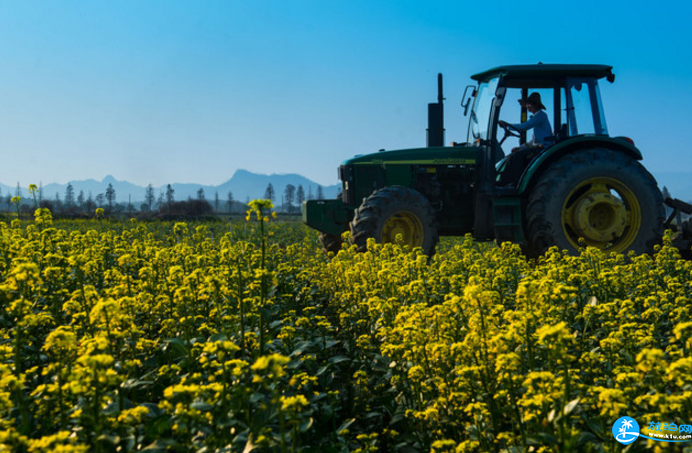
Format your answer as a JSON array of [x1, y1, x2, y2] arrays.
[[498, 92, 552, 184], [500, 92, 552, 152]]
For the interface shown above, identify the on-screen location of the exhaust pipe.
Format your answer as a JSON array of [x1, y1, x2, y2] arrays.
[[426, 73, 445, 147]]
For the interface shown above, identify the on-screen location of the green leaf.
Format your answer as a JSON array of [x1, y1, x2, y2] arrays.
[[328, 355, 349, 365], [563, 398, 580, 415], [163, 338, 189, 359], [577, 432, 598, 446], [209, 332, 228, 342], [336, 418, 356, 435], [242, 435, 256, 453], [299, 417, 314, 432], [96, 434, 120, 446], [141, 439, 184, 452], [121, 378, 153, 390], [191, 401, 214, 412], [527, 432, 558, 445]]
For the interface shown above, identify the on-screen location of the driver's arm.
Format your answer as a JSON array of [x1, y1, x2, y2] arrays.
[[508, 115, 542, 132]]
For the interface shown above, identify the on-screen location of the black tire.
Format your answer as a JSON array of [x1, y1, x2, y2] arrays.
[[319, 232, 342, 256], [349, 186, 439, 255], [526, 149, 664, 257]]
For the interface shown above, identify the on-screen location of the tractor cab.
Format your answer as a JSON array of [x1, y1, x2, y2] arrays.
[[465, 64, 616, 188]]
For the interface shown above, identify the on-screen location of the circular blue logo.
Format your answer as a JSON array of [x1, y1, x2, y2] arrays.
[[613, 416, 640, 445]]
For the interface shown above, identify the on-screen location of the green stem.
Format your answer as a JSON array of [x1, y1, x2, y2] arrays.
[[279, 406, 287, 453]]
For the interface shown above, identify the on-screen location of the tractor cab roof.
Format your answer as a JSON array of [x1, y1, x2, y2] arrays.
[[471, 64, 614, 86]]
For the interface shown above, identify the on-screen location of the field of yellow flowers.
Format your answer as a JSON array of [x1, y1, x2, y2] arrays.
[[1, 203, 691, 453]]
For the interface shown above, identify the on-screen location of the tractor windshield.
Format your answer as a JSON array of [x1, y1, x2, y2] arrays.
[[468, 77, 499, 143]]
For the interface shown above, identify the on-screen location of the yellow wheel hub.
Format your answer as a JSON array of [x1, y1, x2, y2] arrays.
[[562, 179, 641, 252], [381, 211, 424, 247]]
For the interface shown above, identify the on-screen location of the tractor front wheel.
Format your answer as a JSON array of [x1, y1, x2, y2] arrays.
[[526, 149, 664, 256], [349, 186, 439, 255], [319, 232, 342, 256]]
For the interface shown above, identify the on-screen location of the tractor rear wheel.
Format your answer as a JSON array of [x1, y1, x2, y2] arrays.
[[526, 149, 664, 256], [349, 186, 439, 255]]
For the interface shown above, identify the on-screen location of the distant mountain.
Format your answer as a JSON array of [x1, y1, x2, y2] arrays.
[[0, 170, 340, 208], [216, 170, 339, 202]]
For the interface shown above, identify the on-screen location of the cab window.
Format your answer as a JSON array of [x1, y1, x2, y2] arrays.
[[565, 78, 608, 136]]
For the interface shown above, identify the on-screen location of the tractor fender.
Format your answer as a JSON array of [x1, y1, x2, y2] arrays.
[[516, 136, 643, 194]]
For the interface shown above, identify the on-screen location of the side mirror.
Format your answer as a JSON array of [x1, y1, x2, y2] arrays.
[[461, 85, 477, 116]]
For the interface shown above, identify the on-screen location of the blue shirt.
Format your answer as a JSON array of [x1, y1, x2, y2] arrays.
[[510, 110, 552, 146]]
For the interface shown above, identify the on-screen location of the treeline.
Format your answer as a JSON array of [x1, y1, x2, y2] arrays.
[[2, 183, 225, 218], [262, 182, 325, 214], [2, 181, 329, 218]]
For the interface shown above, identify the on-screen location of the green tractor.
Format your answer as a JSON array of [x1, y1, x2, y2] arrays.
[[303, 64, 690, 257]]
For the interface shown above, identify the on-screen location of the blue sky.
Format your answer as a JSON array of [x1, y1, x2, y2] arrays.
[[1, 0, 691, 189]]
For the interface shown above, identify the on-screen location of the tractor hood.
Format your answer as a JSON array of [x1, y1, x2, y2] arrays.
[[342, 146, 477, 166]]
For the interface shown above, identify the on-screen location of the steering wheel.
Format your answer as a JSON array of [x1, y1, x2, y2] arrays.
[[498, 120, 520, 145]]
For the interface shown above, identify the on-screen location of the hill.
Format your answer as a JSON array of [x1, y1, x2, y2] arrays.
[[0, 170, 340, 209]]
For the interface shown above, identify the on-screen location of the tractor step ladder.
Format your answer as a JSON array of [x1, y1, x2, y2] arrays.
[[492, 193, 525, 243]]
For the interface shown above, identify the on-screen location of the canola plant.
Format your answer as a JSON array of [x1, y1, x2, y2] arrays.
[[0, 203, 691, 452]]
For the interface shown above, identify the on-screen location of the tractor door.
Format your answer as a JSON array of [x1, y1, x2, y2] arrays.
[[467, 76, 501, 239]]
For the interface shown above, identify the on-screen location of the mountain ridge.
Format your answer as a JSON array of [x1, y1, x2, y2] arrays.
[[0, 170, 340, 207]]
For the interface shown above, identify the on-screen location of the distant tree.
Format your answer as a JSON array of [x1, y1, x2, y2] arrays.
[[157, 192, 165, 211], [165, 185, 175, 207], [662, 186, 671, 201], [284, 184, 296, 213], [95, 193, 105, 207], [39, 198, 56, 212], [308, 185, 314, 200], [297, 185, 305, 207], [227, 191, 234, 214], [105, 183, 116, 209], [77, 190, 85, 210], [264, 183, 275, 202], [85, 192, 96, 213], [197, 188, 205, 200], [316, 185, 324, 199], [54, 192, 63, 213], [214, 191, 220, 213], [145, 184, 156, 211], [15, 183, 22, 199], [127, 195, 135, 214], [65, 183, 75, 208]]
